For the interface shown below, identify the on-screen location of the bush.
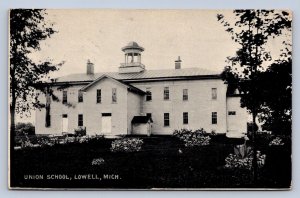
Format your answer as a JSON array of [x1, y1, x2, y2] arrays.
[[111, 138, 143, 152], [224, 150, 266, 170], [15, 122, 35, 136], [173, 128, 211, 147], [74, 126, 86, 137], [269, 137, 284, 146], [91, 158, 105, 166]]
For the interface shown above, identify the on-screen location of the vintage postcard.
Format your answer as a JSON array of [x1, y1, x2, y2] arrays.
[[9, 9, 292, 190]]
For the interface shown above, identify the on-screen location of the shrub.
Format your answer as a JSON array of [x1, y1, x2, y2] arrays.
[[224, 150, 266, 170], [269, 137, 284, 146], [74, 126, 86, 137], [111, 138, 143, 152], [91, 158, 105, 166], [173, 128, 211, 147], [15, 122, 35, 136], [37, 136, 54, 147]]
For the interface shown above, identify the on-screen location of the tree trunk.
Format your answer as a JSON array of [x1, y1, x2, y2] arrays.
[[10, 69, 16, 186], [10, 98, 16, 186], [252, 112, 258, 183]]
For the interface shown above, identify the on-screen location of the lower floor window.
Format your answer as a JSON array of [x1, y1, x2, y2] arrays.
[[228, 111, 236, 115], [164, 113, 170, 127], [212, 112, 217, 124], [183, 112, 188, 124], [78, 114, 83, 126]]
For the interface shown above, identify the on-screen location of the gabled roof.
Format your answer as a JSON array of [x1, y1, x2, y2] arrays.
[[131, 116, 153, 124], [80, 75, 145, 95], [54, 68, 220, 83]]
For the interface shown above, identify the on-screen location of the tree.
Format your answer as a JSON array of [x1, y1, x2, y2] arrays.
[[10, 9, 62, 145], [258, 58, 292, 135], [217, 10, 291, 182]]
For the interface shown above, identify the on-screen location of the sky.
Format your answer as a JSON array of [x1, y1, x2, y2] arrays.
[[30, 9, 289, 77], [21, 9, 290, 123]]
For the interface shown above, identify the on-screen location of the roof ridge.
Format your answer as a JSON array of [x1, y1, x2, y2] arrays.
[[53, 67, 221, 83]]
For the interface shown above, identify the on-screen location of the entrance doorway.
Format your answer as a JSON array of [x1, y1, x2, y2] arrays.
[[101, 113, 112, 134]]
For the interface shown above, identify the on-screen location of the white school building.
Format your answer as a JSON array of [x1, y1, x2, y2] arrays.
[[36, 42, 248, 138]]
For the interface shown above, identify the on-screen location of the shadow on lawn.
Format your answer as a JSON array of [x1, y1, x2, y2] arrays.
[[10, 135, 291, 189]]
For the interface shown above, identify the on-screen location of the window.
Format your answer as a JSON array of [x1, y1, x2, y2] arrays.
[[164, 113, 170, 127], [212, 88, 217, 100], [183, 89, 188, 101], [228, 111, 236, 115], [146, 113, 152, 118], [164, 87, 169, 100], [78, 114, 83, 127], [78, 90, 83, 103], [62, 90, 67, 104], [183, 112, 188, 124], [212, 112, 217, 124], [96, 89, 101, 103], [62, 114, 68, 118], [112, 88, 117, 103], [146, 88, 152, 101]]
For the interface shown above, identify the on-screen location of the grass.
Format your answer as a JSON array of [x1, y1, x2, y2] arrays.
[[10, 135, 291, 189]]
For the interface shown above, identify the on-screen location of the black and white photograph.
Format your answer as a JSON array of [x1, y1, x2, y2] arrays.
[[9, 9, 292, 189]]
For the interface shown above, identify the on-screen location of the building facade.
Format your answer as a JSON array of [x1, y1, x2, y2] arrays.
[[36, 42, 248, 138]]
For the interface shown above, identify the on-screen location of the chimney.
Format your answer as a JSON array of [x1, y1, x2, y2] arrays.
[[87, 59, 94, 75], [175, 56, 182, 69]]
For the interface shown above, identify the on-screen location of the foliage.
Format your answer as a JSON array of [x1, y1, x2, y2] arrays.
[[74, 126, 87, 137], [10, 9, 63, 114], [269, 137, 284, 146], [15, 122, 35, 136], [91, 158, 105, 166], [217, 9, 291, 180], [173, 128, 211, 147], [111, 138, 143, 152], [224, 150, 266, 170], [14, 134, 105, 150], [258, 58, 292, 135]]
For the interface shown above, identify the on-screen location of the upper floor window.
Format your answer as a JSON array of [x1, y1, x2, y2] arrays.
[[183, 112, 188, 124], [78, 90, 83, 103], [62, 90, 67, 104], [212, 112, 217, 124], [96, 89, 101, 103], [164, 87, 169, 100], [146, 88, 152, 101], [112, 88, 117, 103], [183, 89, 188, 101], [78, 114, 83, 127], [212, 88, 217, 100], [228, 111, 236, 115], [164, 113, 170, 127]]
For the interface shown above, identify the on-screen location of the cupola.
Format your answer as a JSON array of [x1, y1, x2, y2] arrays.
[[119, 41, 145, 73]]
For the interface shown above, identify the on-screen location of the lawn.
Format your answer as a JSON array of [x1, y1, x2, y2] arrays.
[[10, 135, 291, 189]]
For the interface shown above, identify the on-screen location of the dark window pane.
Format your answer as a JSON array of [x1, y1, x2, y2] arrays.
[[164, 87, 169, 100], [212, 112, 217, 124], [78, 114, 83, 126], [62, 91, 67, 104], [146, 88, 152, 101], [183, 112, 188, 124], [164, 113, 170, 127], [97, 89, 101, 103], [78, 90, 83, 102], [183, 89, 188, 101]]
